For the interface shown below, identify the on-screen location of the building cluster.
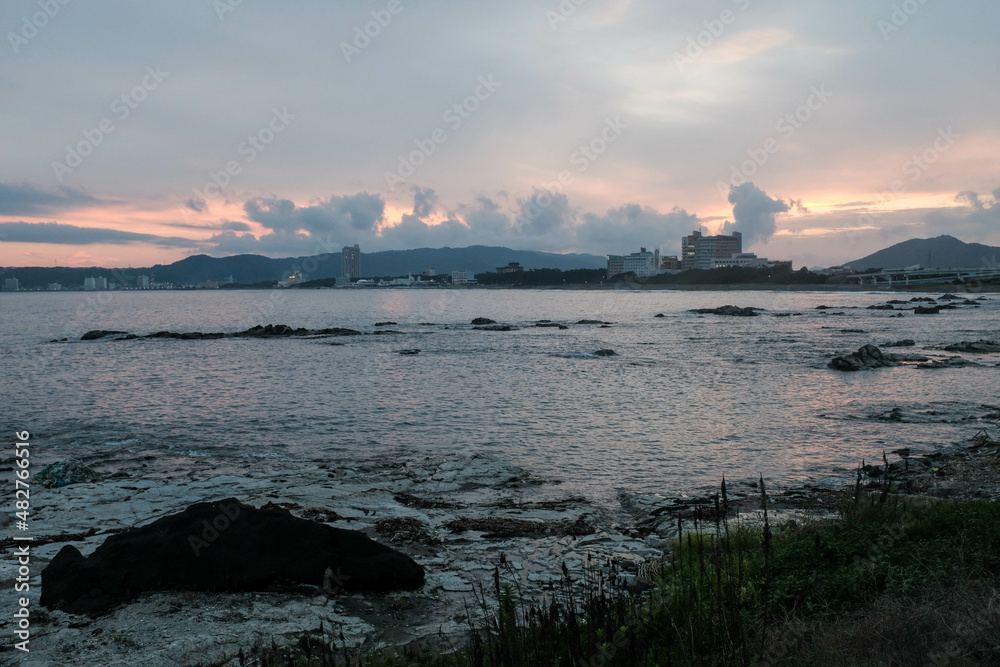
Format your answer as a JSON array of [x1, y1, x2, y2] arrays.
[[607, 230, 791, 278]]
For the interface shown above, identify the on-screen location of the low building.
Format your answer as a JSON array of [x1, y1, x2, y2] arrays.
[[3, 278, 19, 292], [660, 255, 680, 271], [496, 262, 524, 274], [607, 247, 661, 278], [83, 276, 108, 291], [451, 271, 478, 285]]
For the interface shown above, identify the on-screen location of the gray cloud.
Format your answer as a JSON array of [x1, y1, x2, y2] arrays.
[[578, 204, 702, 255], [723, 183, 790, 247], [0, 183, 99, 216], [184, 197, 207, 213], [514, 189, 576, 240], [0, 221, 200, 248], [162, 219, 251, 232], [244, 193, 385, 236], [410, 186, 438, 219], [458, 196, 511, 236]]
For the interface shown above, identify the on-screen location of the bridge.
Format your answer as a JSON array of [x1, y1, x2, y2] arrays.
[[853, 265, 1000, 286]]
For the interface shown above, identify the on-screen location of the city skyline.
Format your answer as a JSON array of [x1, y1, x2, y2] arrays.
[[2, 2, 999, 269]]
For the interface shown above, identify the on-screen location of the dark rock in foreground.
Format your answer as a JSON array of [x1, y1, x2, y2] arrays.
[[689, 305, 761, 317], [41, 498, 424, 615], [828, 344, 899, 371]]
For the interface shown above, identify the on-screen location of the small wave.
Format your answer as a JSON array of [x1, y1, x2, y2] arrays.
[[104, 438, 139, 446], [555, 352, 598, 359]]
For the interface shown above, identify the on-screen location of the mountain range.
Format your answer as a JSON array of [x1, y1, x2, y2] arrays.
[[845, 235, 1000, 271], [1, 246, 607, 289]]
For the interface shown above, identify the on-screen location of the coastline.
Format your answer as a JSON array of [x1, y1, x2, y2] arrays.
[[8, 425, 999, 665]]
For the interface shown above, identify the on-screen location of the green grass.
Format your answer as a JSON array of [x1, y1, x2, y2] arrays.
[[234, 484, 1000, 667]]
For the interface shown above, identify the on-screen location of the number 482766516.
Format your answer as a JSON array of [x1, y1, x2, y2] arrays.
[[14, 431, 30, 524]]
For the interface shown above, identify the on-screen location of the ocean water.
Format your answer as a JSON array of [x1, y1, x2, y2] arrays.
[[2, 288, 997, 503]]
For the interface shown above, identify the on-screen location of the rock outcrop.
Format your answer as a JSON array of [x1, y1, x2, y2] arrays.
[[828, 344, 899, 371], [689, 306, 761, 317], [41, 498, 424, 615], [83, 324, 362, 341]]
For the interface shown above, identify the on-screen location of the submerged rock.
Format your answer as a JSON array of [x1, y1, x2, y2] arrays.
[[40, 498, 424, 615], [828, 344, 900, 371], [34, 460, 103, 488], [80, 330, 127, 341], [86, 325, 363, 340], [470, 317, 496, 325], [474, 324, 513, 331], [916, 357, 978, 369], [943, 340, 1000, 354], [913, 306, 942, 314], [536, 322, 568, 329], [398, 349, 420, 355], [689, 305, 761, 317], [577, 319, 603, 324], [443, 516, 594, 538], [593, 349, 617, 357], [883, 339, 916, 347]]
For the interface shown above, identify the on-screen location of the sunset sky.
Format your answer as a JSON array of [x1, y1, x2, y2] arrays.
[[2, 0, 998, 269]]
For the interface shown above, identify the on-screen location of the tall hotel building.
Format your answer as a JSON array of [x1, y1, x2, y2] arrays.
[[342, 244, 361, 280]]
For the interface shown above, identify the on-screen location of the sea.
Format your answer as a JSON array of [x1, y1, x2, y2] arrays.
[[2, 288, 998, 505]]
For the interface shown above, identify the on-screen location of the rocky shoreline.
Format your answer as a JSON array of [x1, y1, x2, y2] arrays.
[[3, 420, 998, 665]]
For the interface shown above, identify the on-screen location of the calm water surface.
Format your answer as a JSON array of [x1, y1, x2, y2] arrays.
[[2, 288, 997, 503]]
